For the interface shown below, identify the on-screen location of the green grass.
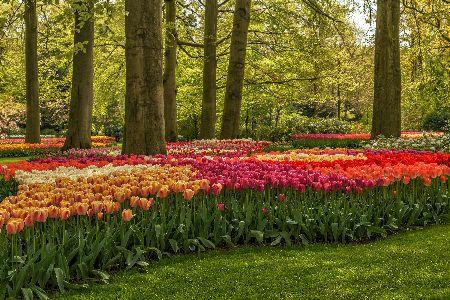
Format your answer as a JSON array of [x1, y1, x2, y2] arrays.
[[58, 225, 450, 300], [0, 156, 30, 164]]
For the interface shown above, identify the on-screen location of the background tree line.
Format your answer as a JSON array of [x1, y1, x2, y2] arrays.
[[0, 0, 449, 154]]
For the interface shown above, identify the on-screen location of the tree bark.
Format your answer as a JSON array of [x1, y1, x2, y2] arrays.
[[199, 0, 218, 139], [220, 0, 251, 139], [163, 0, 178, 142], [64, 0, 94, 150], [371, 0, 401, 138], [123, 0, 166, 155], [24, 0, 40, 143], [337, 84, 341, 120]]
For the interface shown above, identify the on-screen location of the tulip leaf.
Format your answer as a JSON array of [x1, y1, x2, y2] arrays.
[[198, 237, 216, 249], [169, 239, 179, 253], [54, 268, 65, 293], [250, 230, 264, 243], [271, 235, 282, 246], [21, 288, 33, 300]]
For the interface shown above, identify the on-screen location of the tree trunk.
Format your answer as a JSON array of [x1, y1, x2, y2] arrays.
[[220, 0, 251, 139], [123, 0, 166, 155], [163, 0, 178, 142], [24, 0, 40, 143], [64, 0, 94, 150], [371, 0, 401, 138], [199, 0, 218, 139], [337, 84, 341, 120]]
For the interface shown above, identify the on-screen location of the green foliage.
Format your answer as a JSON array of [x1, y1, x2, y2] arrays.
[[422, 110, 450, 132], [292, 138, 364, 149], [1, 179, 449, 298], [0, 176, 18, 202], [244, 116, 359, 142], [0, 147, 60, 159]]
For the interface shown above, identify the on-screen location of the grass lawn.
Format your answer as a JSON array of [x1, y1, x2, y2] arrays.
[[58, 225, 450, 300], [0, 156, 30, 164]]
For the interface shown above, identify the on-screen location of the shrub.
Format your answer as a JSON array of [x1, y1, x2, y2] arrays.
[[422, 110, 450, 132]]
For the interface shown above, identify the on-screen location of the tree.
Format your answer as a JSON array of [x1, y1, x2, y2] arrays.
[[24, 0, 40, 143], [220, 0, 251, 139], [163, 0, 178, 141], [199, 0, 218, 139], [371, 0, 401, 138], [122, 0, 166, 155], [64, 0, 94, 149]]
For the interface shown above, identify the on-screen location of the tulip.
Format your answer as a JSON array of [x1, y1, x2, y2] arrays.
[[24, 215, 34, 227], [138, 198, 151, 211], [183, 189, 195, 201], [6, 219, 24, 235], [130, 196, 140, 208], [157, 186, 169, 198], [122, 209, 133, 222], [75, 203, 89, 216], [60, 208, 71, 220], [217, 203, 225, 212]]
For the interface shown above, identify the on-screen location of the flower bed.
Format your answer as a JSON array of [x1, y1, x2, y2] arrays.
[[0, 143, 449, 298], [0, 136, 116, 158], [363, 134, 450, 153], [291, 132, 444, 149]]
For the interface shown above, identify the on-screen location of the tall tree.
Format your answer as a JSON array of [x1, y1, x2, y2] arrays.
[[64, 0, 94, 149], [123, 0, 166, 155], [24, 0, 40, 143], [199, 0, 218, 139], [220, 0, 251, 139], [163, 0, 178, 141], [371, 0, 401, 138]]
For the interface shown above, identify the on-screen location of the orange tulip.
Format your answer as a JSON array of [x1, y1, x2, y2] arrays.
[[91, 201, 104, 213], [121, 209, 133, 222], [130, 196, 139, 208], [34, 209, 48, 223], [137, 198, 150, 211], [6, 219, 24, 235], [60, 208, 71, 220], [75, 203, 89, 216], [104, 202, 116, 214], [24, 215, 34, 227], [157, 186, 169, 199], [48, 206, 60, 218], [183, 189, 195, 201]]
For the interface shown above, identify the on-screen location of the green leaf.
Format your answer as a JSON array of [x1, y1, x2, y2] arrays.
[[271, 235, 282, 246], [169, 239, 179, 253], [92, 270, 110, 283], [155, 224, 162, 238], [147, 247, 162, 260], [31, 286, 49, 300], [198, 237, 216, 249], [22, 288, 33, 300], [54, 268, 65, 293], [250, 230, 264, 243]]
